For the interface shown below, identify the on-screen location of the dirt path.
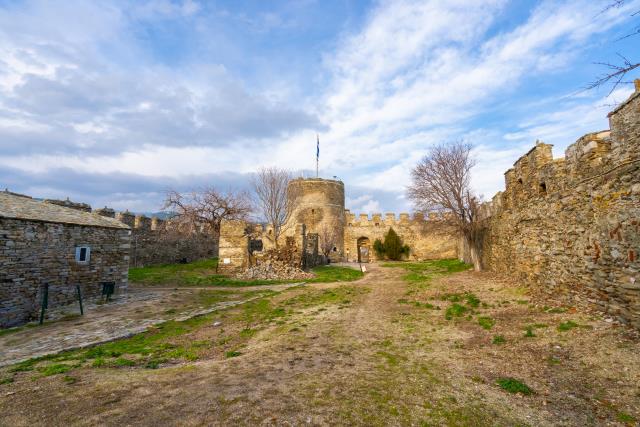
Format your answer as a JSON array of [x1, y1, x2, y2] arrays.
[[1, 264, 639, 426]]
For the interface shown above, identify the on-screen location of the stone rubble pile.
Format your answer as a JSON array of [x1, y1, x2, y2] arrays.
[[235, 247, 315, 281], [236, 261, 315, 281]]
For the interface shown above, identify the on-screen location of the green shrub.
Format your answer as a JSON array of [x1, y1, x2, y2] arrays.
[[373, 239, 385, 258], [496, 377, 533, 395], [225, 351, 242, 358], [375, 228, 410, 260]]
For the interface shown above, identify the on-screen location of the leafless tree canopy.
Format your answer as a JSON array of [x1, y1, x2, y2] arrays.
[[163, 187, 252, 236], [251, 167, 293, 247], [589, 0, 639, 93], [407, 141, 482, 270]]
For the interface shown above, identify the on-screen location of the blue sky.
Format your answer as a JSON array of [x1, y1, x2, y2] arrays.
[[0, 0, 638, 215]]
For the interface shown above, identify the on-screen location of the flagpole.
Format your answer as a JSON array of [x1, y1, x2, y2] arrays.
[[316, 134, 319, 178]]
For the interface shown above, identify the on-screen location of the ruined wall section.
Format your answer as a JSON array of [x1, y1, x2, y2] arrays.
[[218, 219, 322, 275], [479, 82, 640, 327], [344, 211, 457, 261]]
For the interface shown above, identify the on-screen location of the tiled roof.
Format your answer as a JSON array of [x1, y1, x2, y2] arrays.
[[0, 192, 129, 229]]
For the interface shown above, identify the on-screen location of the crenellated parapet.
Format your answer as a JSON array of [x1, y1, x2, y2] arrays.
[[493, 82, 640, 215], [344, 211, 447, 227]]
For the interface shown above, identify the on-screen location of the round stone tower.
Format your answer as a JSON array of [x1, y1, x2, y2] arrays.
[[285, 178, 345, 261]]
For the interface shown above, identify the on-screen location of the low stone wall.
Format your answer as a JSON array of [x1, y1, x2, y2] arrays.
[[0, 218, 130, 327], [476, 83, 640, 327]]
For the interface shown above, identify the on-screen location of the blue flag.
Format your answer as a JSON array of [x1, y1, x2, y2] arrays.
[[316, 134, 320, 160]]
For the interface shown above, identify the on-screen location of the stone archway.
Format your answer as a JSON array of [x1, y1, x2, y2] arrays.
[[357, 237, 371, 263]]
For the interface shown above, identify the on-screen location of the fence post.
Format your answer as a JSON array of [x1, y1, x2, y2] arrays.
[[76, 285, 84, 315], [39, 283, 49, 325]]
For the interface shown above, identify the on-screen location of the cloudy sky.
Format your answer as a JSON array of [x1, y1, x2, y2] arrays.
[[1, 0, 638, 214]]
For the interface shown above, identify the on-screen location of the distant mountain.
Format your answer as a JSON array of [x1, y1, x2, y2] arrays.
[[137, 211, 176, 220]]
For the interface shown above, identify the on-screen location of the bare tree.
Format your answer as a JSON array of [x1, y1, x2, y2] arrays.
[[251, 167, 294, 248], [407, 141, 482, 271], [163, 187, 252, 237], [319, 220, 339, 258], [588, 1, 639, 93]]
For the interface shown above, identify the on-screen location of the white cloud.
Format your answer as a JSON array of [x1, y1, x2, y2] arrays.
[[1, 0, 638, 212]]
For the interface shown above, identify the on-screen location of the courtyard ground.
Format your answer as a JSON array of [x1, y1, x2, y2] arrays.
[[1, 261, 639, 426]]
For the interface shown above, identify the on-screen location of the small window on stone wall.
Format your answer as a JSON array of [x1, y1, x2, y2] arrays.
[[75, 246, 91, 264], [517, 178, 523, 185], [333, 246, 337, 252], [539, 182, 547, 195], [375, 223, 380, 226]]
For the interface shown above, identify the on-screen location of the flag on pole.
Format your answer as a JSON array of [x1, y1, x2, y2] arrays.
[[316, 134, 320, 177]]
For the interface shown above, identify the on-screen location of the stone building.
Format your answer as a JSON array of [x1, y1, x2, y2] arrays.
[[0, 191, 130, 327]]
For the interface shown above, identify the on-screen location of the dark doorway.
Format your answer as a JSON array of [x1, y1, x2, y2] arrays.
[[357, 237, 371, 263]]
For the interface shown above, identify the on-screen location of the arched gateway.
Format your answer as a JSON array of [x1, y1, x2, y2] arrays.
[[357, 237, 371, 263]]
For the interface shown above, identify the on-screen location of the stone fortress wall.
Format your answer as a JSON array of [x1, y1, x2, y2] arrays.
[[50, 202, 218, 267], [475, 80, 640, 328], [343, 211, 457, 262]]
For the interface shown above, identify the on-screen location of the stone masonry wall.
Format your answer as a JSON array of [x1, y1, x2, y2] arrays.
[[0, 218, 130, 327], [478, 83, 640, 327], [282, 178, 346, 262], [112, 211, 218, 268], [344, 212, 457, 262], [217, 220, 250, 275]]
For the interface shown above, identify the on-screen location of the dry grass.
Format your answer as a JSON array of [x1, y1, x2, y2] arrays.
[[0, 262, 638, 426]]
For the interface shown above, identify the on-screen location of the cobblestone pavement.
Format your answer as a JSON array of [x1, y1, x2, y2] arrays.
[[0, 284, 301, 367]]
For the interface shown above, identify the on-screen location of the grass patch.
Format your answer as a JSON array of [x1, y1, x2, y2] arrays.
[[39, 363, 73, 376], [307, 266, 364, 283], [9, 359, 37, 372], [382, 259, 471, 274], [477, 316, 495, 330], [445, 303, 467, 320], [114, 357, 136, 367], [0, 377, 14, 384], [617, 412, 637, 424], [524, 326, 536, 338], [225, 351, 241, 358], [496, 377, 533, 395], [492, 335, 506, 345], [465, 293, 480, 308], [0, 323, 35, 337], [130, 258, 363, 287], [239, 328, 257, 338], [62, 375, 77, 384], [376, 351, 404, 367], [557, 320, 579, 332]]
